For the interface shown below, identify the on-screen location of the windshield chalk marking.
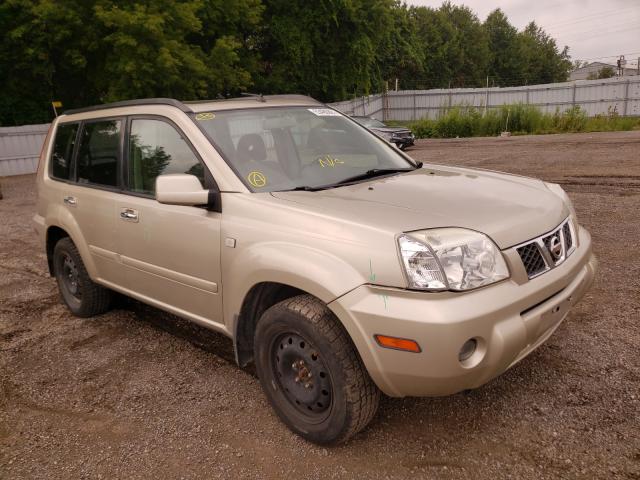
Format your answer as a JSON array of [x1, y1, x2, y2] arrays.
[[247, 171, 267, 188], [318, 155, 344, 168]]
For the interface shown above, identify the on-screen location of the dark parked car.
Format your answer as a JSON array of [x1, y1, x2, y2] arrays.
[[351, 116, 415, 150]]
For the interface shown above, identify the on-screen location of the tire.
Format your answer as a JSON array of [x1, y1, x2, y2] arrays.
[[53, 237, 111, 317], [254, 294, 380, 444]]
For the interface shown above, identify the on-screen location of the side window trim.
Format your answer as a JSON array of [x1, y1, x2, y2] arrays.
[[75, 116, 125, 191], [123, 114, 217, 198]]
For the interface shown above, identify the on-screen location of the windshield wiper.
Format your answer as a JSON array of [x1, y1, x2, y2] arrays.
[[333, 167, 415, 186], [287, 185, 326, 191], [279, 164, 422, 192]]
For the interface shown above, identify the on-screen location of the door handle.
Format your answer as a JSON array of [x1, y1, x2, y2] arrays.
[[63, 196, 77, 206], [120, 208, 139, 222]]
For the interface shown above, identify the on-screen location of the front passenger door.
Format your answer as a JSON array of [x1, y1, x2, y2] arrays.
[[115, 116, 223, 327]]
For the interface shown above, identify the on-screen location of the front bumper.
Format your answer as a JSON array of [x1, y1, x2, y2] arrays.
[[328, 226, 597, 397], [393, 137, 415, 148]]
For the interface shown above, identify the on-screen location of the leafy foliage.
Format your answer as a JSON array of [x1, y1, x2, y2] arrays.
[[405, 104, 639, 139], [0, 0, 575, 125], [587, 66, 616, 80]]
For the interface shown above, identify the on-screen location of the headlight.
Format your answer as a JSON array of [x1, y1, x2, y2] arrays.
[[545, 182, 577, 220], [398, 229, 509, 291]]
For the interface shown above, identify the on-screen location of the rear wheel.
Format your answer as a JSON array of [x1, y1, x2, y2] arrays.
[[53, 237, 111, 317], [254, 294, 380, 444]]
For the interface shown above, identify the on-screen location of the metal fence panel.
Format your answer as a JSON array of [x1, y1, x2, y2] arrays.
[[0, 123, 49, 176], [329, 76, 640, 122]]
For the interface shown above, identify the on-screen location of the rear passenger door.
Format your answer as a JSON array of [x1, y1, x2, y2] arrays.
[[52, 118, 125, 286], [115, 116, 223, 326]]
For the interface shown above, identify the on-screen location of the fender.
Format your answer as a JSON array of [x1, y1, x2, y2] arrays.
[[45, 204, 99, 280], [223, 241, 367, 333]]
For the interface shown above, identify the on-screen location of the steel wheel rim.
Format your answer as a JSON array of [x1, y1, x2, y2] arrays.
[[61, 253, 81, 298], [271, 332, 333, 422]]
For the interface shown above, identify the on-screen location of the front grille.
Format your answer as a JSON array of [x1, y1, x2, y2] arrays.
[[562, 222, 573, 250], [517, 243, 547, 278], [515, 218, 575, 280], [394, 132, 412, 139]]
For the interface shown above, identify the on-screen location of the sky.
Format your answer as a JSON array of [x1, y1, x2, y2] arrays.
[[405, 0, 640, 69]]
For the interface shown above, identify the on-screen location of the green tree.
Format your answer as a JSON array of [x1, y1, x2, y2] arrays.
[[377, 2, 424, 91], [0, 0, 99, 124], [255, 0, 398, 101], [410, 3, 489, 89], [586, 66, 615, 80], [0, 0, 261, 125], [519, 22, 572, 84], [409, 6, 452, 89], [483, 9, 520, 86], [441, 2, 489, 88]]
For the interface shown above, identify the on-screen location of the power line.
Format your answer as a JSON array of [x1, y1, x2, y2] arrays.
[[542, 6, 639, 29], [547, 18, 640, 37], [576, 51, 640, 62], [560, 26, 638, 43]]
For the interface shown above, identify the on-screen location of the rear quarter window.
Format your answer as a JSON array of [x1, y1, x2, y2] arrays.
[[50, 122, 79, 180]]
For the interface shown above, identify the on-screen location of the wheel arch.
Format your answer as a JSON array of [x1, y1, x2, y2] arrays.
[[46, 225, 70, 275], [45, 216, 97, 280], [234, 281, 306, 367]]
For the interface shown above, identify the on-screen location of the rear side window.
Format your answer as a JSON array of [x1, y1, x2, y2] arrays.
[[50, 122, 79, 180], [77, 120, 121, 187], [128, 118, 204, 195]]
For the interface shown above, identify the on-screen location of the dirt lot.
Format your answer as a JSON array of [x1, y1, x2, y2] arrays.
[[1, 131, 639, 479]]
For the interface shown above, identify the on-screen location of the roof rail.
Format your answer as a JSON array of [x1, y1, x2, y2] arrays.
[[63, 98, 192, 115], [183, 94, 319, 105]]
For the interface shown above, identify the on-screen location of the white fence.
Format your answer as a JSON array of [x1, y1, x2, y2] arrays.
[[0, 124, 49, 176], [328, 76, 640, 121]]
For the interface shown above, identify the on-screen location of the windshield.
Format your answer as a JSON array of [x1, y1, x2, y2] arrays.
[[353, 117, 386, 129], [195, 107, 412, 192]]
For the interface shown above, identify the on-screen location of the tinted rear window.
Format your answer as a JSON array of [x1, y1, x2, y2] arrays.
[[51, 123, 79, 180], [77, 120, 121, 187]]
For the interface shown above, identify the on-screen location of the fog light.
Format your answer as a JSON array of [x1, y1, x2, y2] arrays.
[[459, 338, 477, 362]]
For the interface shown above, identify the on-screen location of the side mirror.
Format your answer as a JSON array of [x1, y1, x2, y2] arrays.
[[155, 174, 220, 211]]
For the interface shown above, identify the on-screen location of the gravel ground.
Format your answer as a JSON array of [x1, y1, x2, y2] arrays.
[[1, 131, 639, 479]]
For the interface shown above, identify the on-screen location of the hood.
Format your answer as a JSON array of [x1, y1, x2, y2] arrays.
[[270, 165, 567, 249]]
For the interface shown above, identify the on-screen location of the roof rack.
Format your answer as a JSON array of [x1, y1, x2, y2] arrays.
[[63, 98, 192, 115], [183, 94, 319, 105]]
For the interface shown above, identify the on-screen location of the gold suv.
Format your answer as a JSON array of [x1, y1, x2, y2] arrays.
[[34, 96, 597, 444]]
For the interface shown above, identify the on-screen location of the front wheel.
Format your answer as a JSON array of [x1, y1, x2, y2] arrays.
[[254, 294, 380, 444]]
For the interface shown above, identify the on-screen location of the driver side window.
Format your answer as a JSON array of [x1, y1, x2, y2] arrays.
[[128, 118, 204, 195]]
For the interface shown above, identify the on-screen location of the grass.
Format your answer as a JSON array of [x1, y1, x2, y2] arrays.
[[394, 104, 640, 139]]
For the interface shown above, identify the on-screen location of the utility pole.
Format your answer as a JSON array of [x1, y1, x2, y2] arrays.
[[617, 55, 626, 76], [395, 78, 399, 92]]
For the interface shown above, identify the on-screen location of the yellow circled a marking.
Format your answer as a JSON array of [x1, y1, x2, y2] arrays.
[[247, 171, 267, 188]]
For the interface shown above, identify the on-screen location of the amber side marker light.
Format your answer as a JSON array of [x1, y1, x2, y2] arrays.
[[374, 334, 422, 353]]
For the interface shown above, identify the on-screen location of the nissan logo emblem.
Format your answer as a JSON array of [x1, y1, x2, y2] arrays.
[[548, 236, 563, 260]]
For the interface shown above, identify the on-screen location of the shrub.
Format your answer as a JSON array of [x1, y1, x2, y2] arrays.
[[400, 103, 638, 139], [553, 105, 587, 132]]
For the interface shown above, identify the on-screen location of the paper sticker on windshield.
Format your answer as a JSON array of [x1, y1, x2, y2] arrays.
[[195, 112, 215, 121], [308, 108, 341, 117], [247, 171, 267, 188]]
